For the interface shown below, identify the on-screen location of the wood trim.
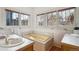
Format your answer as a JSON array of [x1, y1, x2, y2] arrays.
[[37, 7, 76, 16], [5, 9, 30, 16], [58, 7, 76, 12], [37, 11, 57, 16]]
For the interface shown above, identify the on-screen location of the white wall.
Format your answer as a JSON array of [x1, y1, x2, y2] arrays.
[[0, 8, 6, 26]]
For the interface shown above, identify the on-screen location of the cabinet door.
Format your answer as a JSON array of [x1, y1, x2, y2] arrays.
[[17, 44, 33, 51], [62, 43, 79, 51]]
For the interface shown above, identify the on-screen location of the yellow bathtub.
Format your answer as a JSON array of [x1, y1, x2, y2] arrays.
[[23, 33, 53, 51], [25, 33, 50, 42]]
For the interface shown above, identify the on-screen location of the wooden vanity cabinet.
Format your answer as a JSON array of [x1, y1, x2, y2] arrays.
[[17, 43, 33, 51], [61, 43, 79, 51]]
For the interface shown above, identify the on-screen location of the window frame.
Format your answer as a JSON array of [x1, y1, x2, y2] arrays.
[[36, 7, 76, 26], [5, 9, 30, 26]]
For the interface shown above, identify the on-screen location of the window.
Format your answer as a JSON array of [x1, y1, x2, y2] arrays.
[[51, 12, 58, 22], [58, 8, 75, 25], [47, 13, 52, 25], [47, 12, 57, 26], [37, 14, 47, 26], [20, 14, 29, 26], [37, 7, 75, 26], [6, 9, 30, 26], [65, 10, 70, 21], [6, 11, 12, 25], [12, 12, 19, 25]]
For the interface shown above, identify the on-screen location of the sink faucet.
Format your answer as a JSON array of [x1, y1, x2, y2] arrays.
[[11, 29, 15, 34], [5, 37, 8, 44], [5, 35, 9, 45]]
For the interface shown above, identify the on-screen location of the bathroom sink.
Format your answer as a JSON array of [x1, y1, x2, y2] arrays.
[[70, 34, 79, 38], [0, 37, 24, 48]]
